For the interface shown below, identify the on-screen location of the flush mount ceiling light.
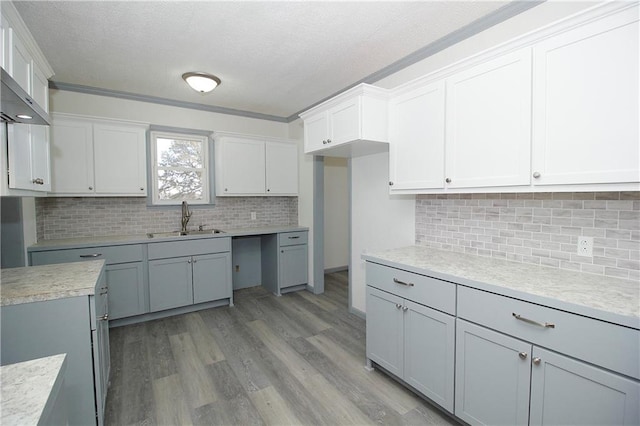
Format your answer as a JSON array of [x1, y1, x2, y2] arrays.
[[182, 72, 221, 93]]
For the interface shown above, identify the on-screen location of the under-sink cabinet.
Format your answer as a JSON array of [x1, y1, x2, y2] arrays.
[[148, 237, 232, 312], [365, 262, 456, 412], [30, 244, 147, 320]]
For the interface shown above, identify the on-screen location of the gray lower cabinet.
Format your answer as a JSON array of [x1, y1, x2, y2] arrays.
[[105, 262, 145, 319], [279, 244, 308, 289], [0, 268, 110, 426], [455, 318, 640, 426], [366, 286, 455, 412], [455, 319, 531, 426], [30, 244, 147, 320], [148, 238, 232, 313], [262, 231, 309, 295]]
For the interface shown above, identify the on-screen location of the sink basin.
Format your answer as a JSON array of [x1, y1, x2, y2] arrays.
[[146, 229, 225, 238]]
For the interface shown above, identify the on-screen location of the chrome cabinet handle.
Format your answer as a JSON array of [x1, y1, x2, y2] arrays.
[[288, 236, 300, 239], [80, 253, 102, 258], [327, 139, 332, 144], [395, 303, 402, 309], [532, 357, 541, 365], [512, 312, 555, 329], [402, 306, 408, 312], [140, 187, 145, 191], [187, 259, 192, 264], [99, 313, 109, 321], [393, 278, 414, 287], [88, 186, 93, 190], [32, 178, 44, 185], [389, 181, 394, 186], [518, 352, 528, 360], [445, 177, 452, 183], [322, 140, 327, 145], [533, 172, 541, 179]]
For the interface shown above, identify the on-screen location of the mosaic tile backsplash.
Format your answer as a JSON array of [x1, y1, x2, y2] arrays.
[[36, 197, 298, 240], [415, 192, 640, 280]]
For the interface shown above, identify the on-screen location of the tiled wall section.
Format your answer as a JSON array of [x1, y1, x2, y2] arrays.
[[36, 197, 298, 240], [415, 192, 640, 281]]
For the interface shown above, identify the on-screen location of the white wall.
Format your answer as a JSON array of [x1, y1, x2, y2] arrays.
[[351, 1, 599, 315], [49, 90, 289, 137], [324, 157, 348, 270], [351, 152, 415, 313]]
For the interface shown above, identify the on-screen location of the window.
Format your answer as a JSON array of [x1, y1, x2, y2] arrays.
[[150, 131, 211, 205]]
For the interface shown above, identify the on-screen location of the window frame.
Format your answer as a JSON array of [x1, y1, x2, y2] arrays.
[[149, 130, 212, 206]]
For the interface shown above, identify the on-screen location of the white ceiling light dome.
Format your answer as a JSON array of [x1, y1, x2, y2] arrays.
[[182, 72, 221, 93]]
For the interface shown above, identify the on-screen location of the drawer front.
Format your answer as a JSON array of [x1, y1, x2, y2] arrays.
[[31, 244, 143, 266], [366, 262, 456, 315], [278, 231, 308, 247], [458, 285, 640, 380], [148, 237, 231, 260]]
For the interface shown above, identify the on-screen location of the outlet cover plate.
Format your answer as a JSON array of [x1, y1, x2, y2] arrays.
[[577, 236, 593, 257]]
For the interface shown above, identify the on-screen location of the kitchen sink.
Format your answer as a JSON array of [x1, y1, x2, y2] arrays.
[[146, 229, 225, 238]]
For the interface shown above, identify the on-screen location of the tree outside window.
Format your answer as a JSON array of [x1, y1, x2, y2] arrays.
[[151, 132, 210, 204]]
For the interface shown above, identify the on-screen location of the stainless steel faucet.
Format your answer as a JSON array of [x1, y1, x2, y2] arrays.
[[181, 201, 191, 234]]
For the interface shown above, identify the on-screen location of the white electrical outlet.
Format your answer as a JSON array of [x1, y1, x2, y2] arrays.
[[577, 236, 593, 257], [251, 212, 256, 220]]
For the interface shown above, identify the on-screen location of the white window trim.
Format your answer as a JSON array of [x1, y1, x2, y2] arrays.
[[150, 131, 210, 205]]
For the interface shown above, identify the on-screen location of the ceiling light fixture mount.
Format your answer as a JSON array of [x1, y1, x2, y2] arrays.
[[182, 72, 221, 93]]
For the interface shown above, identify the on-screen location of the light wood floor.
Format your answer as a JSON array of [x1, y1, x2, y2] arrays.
[[105, 271, 458, 425]]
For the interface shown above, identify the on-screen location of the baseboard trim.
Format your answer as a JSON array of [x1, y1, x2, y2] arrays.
[[325, 266, 348, 274], [349, 306, 366, 320]]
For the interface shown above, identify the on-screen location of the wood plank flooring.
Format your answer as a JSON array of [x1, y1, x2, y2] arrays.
[[105, 271, 459, 425]]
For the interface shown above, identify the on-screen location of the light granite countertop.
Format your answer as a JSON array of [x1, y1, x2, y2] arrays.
[[0, 354, 67, 425], [0, 260, 104, 306], [363, 246, 640, 329], [28, 225, 309, 251]]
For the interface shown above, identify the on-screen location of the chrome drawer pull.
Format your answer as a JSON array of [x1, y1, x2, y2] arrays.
[[393, 278, 414, 287], [512, 312, 555, 329], [80, 253, 102, 258], [288, 236, 300, 239]]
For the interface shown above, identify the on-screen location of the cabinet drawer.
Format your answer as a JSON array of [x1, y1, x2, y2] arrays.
[[31, 244, 143, 266], [366, 262, 456, 315], [148, 237, 230, 260], [278, 231, 308, 247], [457, 285, 640, 380]]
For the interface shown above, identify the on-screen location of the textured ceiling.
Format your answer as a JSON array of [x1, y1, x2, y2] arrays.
[[14, 1, 517, 119]]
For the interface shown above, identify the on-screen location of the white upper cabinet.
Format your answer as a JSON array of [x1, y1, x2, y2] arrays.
[[215, 132, 298, 196], [1, 14, 9, 70], [445, 48, 532, 189], [9, 29, 32, 94], [300, 84, 389, 158], [389, 80, 446, 191], [93, 123, 147, 195], [50, 115, 148, 196], [6, 123, 50, 192], [31, 62, 49, 113], [265, 140, 298, 195], [531, 6, 639, 186], [215, 135, 266, 195]]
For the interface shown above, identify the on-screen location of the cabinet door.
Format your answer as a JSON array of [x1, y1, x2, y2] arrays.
[[192, 252, 231, 304], [455, 319, 531, 426], [149, 256, 193, 312], [530, 347, 640, 426], [32, 63, 49, 112], [217, 136, 265, 195], [303, 112, 329, 153], [30, 125, 51, 191], [50, 118, 95, 194], [389, 81, 445, 190], [532, 7, 639, 185], [366, 286, 404, 378], [279, 244, 308, 289], [404, 300, 455, 413], [106, 262, 146, 319], [265, 141, 298, 195], [7, 123, 32, 190], [445, 49, 532, 188], [9, 29, 31, 93], [329, 98, 360, 145], [92, 318, 110, 425], [0, 14, 8, 70], [93, 123, 146, 195]]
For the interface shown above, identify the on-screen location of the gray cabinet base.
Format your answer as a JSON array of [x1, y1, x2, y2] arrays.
[[109, 298, 231, 328]]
